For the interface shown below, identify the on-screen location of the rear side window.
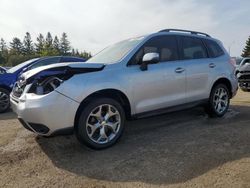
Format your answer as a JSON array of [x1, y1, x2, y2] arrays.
[[129, 35, 178, 65], [180, 37, 208, 60], [204, 39, 224, 58]]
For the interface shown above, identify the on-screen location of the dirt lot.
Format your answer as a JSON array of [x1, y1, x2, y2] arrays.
[[1, 91, 250, 188]]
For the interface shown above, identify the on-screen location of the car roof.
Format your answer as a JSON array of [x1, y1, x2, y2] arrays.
[[146, 29, 220, 43]]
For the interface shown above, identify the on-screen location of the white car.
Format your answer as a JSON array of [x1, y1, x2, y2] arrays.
[[10, 29, 238, 149]]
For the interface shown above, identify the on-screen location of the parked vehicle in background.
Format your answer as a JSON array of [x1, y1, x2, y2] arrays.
[[237, 57, 250, 92], [235, 57, 243, 67], [235, 57, 250, 76], [0, 56, 86, 113], [11, 29, 238, 149], [0, 66, 7, 74]]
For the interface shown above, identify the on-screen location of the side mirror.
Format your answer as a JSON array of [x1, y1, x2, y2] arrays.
[[140, 53, 159, 71]]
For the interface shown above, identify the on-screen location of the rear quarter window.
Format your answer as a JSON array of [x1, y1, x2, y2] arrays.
[[204, 39, 224, 58]]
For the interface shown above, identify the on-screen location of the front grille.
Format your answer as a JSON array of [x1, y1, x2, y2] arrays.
[[238, 74, 250, 81], [12, 82, 26, 98]]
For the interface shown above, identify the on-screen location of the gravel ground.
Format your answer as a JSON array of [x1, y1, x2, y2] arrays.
[[0, 90, 250, 188]]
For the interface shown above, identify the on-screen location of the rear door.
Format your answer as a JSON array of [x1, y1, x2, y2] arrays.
[[179, 36, 211, 103]]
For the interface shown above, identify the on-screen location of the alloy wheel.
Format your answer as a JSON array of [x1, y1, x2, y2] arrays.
[[213, 87, 229, 114], [86, 104, 121, 144]]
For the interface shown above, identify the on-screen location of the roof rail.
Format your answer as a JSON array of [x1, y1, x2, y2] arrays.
[[159, 29, 211, 37]]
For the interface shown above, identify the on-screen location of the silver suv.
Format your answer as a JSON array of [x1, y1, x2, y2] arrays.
[[10, 29, 238, 149]]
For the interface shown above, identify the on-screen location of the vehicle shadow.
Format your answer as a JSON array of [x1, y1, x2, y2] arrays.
[[36, 105, 250, 185]]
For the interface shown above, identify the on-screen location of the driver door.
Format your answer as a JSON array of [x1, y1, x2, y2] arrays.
[[127, 35, 186, 114]]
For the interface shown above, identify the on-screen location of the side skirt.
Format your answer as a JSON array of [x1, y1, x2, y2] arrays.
[[131, 99, 208, 119]]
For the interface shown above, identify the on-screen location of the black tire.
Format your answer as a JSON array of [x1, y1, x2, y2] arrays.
[[75, 98, 125, 150], [240, 87, 250, 92], [205, 84, 230, 117], [0, 88, 10, 113]]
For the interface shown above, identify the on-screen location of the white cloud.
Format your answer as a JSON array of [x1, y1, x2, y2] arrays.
[[0, 0, 249, 56]]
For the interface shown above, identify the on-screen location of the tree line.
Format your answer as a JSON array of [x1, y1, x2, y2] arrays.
[[242, 36, 250, 57], [0, 32, 92, 67]]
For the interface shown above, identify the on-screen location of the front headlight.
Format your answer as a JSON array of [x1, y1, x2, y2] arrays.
[[29, 76, 63, 95]]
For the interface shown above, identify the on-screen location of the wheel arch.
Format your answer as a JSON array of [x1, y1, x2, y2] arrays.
[[74, 89, 132, 129], [211, 77, 233, 98]]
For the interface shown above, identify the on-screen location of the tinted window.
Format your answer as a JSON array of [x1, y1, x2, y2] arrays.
[[61, 57, 85, 62], [242, 59, 250, 66], [129, 35, 178, 65], [204, 39, 224, 58], [29, 57, 61, 70], [181, 37, 207, 60]]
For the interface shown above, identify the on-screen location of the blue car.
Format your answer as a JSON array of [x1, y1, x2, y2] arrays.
[[0, 66, 7, 74], [0, 56, 86, 113]]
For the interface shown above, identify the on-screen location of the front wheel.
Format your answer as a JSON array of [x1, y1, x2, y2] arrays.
[[0, 88, 10, 113], [76, 98, 125, 149], [205, 84, 230, 117]]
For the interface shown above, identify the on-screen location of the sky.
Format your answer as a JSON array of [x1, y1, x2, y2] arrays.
[[0, 0, 249, 57]]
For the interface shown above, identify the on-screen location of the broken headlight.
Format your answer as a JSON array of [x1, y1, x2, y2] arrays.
[[30, 76, 63, 95]]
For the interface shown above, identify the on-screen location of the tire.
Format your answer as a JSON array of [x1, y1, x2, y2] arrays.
[[205, 84, 230, 117], [75, 98, 125, 150], [0, 88, 10, 113], [240, 87, 250, 92]]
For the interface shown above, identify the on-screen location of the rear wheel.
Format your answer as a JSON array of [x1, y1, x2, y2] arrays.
[[206, 84, 230, 117], [76, 98, 125, 149], [0, 88, 10, 113]]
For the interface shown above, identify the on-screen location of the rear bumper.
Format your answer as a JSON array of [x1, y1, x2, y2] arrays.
[[231, 74, 239, 98], [10, 91, 79, 136]]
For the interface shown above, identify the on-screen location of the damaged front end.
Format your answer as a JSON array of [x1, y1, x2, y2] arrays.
[[237, 63, 250, 92], [12, 63, 105, 98]]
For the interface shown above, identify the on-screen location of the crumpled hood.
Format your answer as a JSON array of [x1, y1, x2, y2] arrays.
[[21, 62, 105, 81]]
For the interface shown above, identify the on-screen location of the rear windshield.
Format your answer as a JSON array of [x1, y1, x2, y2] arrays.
[[7, 58, 39, 73]]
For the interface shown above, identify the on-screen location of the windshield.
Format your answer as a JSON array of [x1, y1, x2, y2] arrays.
[[242, 59, 250, 66], [87, 37, 145, 64], [7, 58, 39, 73]]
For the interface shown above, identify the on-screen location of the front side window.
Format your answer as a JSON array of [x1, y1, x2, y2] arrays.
[[129, 35, 178, 65], [180, 37, 208, 60], [29, 57, 61, 70]]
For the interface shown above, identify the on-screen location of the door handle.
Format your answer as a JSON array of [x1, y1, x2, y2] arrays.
[[175, 67, 185, 73], [209, 63, 216, 68]]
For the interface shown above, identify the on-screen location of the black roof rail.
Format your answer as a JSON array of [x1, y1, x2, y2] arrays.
[[159, 29, 211, 37]]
